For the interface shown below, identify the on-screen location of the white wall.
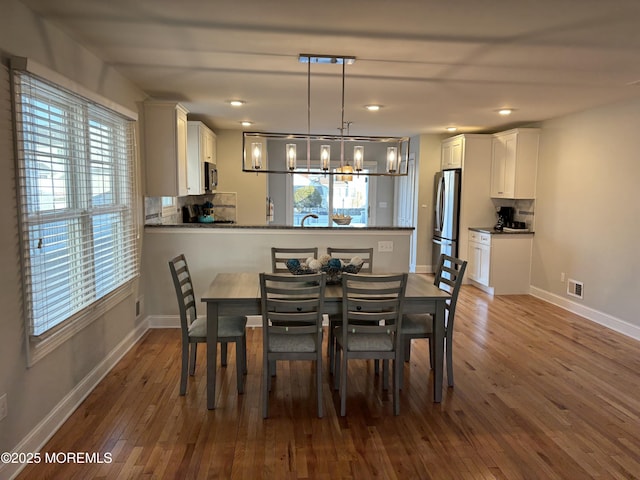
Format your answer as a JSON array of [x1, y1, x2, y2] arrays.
[[0, 0, 146, 471], [415, 134, 446, 272], [532, 100, 640, 327]]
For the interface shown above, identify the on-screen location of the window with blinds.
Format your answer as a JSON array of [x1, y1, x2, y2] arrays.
[[12, 70, 138, 337]]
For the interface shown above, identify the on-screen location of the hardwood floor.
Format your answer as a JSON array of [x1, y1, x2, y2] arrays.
[[16, 285, 640, 479]]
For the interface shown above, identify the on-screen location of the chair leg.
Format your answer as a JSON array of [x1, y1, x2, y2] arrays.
[[334, 347, 341, 391], [221, 342, 228, 367], [382, 359, 389, 390], [236, 337, 244, 394], [263, 352, 269, 419], [446, 335, 454, 387], [270, 359, 277, 377], [327, 324, 333, 373], [180, 342, 189, 396], [398, 342, 405, 390], [242, 334, 248, 374], [340, 353, 348, 417], [328, 326, 336, 375], [428, 336, 434, 369], [393, 358, 400, 415], [404, 337, 412, 362], [374, 359, 380, 375], [316, 357, 323, 418], [189, 343, 197, 376]]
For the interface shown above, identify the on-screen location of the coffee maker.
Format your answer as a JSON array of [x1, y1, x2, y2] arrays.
[[495, 206, 514, 231]]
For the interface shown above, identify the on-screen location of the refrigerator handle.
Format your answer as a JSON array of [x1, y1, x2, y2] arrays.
[[435, 175, 445, 232]]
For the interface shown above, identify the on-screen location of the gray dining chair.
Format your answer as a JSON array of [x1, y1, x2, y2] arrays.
[[260, 272, 326, 418], [271, 247, 319, 273], [334, 272, 408, 416], [325, 247, 374, 375], [168, 254, 248, 396], [400, 253, 467, 388]]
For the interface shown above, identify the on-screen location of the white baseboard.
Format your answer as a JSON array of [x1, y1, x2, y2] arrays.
[[530, 286, 640, 341], [467, 279, 494, 295], [2, 318, 149, 480], [415, 264, 433, 274]]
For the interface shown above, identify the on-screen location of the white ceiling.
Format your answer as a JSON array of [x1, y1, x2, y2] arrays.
[[17, 0, 640, 137]]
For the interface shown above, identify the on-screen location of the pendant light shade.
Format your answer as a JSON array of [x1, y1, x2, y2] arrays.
[[320, 144, 331, 171], [286, 143, 297, 170], [354, 146, 364, 171], [386, 146, 398, 173], [251, 142, 263, 169]]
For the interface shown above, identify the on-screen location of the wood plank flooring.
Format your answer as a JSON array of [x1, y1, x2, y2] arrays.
[[16, 285, 640, 479]]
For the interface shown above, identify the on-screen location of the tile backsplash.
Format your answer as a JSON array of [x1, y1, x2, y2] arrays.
[[145, 192, 237, 225]]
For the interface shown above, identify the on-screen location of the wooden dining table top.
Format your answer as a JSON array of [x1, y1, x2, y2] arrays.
[[202, 272, 450, 308]]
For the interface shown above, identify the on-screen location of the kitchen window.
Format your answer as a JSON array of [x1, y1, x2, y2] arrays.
[[11, 64, 138, 359], [288, 166, 377, 227]]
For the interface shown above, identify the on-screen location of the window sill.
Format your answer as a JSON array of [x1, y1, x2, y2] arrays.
[[27, 280, 137, 367]]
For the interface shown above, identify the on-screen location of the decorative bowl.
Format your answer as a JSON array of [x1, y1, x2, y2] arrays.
[[331, 215, 352, 225], [286, 257, 363, 284]]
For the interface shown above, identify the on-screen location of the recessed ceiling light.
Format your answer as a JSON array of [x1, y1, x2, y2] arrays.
[[240, 121, 253, 127], [365, 105, 381, 111], [498, 108, 513, 116], [228, 100, 245, 107], [446, 127, 458, 132]]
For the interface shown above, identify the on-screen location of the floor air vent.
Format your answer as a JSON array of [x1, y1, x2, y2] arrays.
[[567, 279, 584, 299]]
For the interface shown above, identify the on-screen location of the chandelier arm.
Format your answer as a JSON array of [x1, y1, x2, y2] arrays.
[[306, 57, 310, 171], [340, 60, 345, 168]]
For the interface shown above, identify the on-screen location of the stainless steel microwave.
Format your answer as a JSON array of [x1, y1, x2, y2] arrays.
[[204, 161, 217, 193]]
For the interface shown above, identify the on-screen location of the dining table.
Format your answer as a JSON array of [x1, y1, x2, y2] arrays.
[[201, 272, 451, 410]]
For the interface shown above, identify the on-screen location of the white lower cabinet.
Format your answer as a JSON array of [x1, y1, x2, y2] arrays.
[[468, 231, 491, 286], [468, 229, 533, 295]]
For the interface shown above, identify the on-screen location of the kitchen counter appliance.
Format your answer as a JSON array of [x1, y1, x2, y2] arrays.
[[494, 206, 526, 231]]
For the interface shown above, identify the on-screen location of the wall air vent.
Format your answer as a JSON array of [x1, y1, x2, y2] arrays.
[[567, 279, 584, 299]]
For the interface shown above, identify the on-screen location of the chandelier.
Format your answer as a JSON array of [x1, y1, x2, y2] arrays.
[[242, 54, 410, 177]]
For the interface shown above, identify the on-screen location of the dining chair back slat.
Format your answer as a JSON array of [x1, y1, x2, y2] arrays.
[[271, 247, 318, 273]]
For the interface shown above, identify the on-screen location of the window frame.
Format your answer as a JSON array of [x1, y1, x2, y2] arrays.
[[9, 59, 139, 365], [286, 162, 378, 226]]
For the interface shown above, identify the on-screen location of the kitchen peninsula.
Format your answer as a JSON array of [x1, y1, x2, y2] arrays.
[[142, 224, 414, 322]]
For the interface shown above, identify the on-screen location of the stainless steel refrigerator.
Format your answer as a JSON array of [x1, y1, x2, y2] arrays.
[[432, 169, 461, 265]]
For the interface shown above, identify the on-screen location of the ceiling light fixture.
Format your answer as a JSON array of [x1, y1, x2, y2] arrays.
[[498, 108, 513, 116], [242, 54, 409, 177], [365, 104, 381, 111], [240, 121, 253, 127], [229, 100, 245, 107], [446, 127, 458, 132]]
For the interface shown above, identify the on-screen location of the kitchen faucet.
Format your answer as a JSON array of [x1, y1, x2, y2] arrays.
[[300, 213, 319, 227]]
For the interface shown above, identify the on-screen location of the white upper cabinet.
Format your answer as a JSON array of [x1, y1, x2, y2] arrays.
[[441, 135, 463, 169], [144, 101, 189, 197], [187, 121, 217, 195], [490, 128, 540, 199]]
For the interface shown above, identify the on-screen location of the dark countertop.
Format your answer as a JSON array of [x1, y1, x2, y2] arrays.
[[146, 223, 414, 231], [470, 226, 535, 235]]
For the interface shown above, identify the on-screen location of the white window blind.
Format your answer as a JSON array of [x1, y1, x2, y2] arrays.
[[12, 70, 138, 337]]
